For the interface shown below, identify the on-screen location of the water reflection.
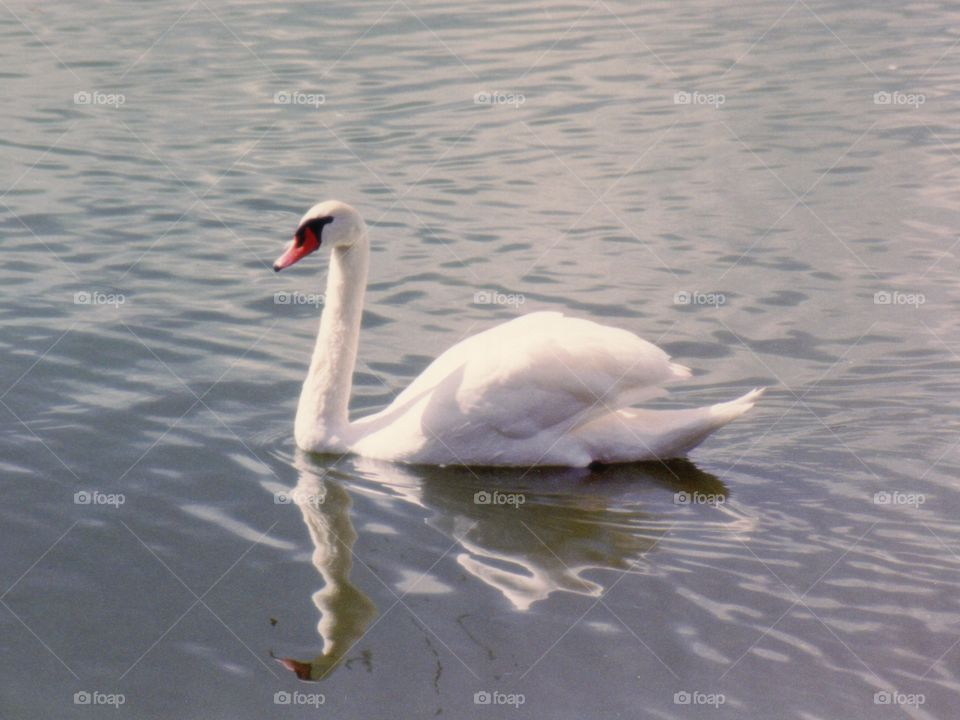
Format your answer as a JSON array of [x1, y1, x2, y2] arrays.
[[373, 459, 744, 611], [275, 452, 755, 681], [271, 461, 377, 681]]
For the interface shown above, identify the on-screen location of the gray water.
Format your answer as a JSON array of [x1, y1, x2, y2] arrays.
[[2, 1, 959, 718]]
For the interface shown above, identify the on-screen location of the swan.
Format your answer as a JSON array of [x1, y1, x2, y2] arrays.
[[273, 200, 763, 467]]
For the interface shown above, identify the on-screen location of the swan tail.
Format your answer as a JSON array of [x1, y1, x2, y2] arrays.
[[574, 388, 765, 464], [669, 362, 693, 380], [702, 387, 765, 426]]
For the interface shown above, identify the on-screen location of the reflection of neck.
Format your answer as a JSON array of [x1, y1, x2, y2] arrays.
[[279, 473, 376, 681], [295, 237, 369, 450]]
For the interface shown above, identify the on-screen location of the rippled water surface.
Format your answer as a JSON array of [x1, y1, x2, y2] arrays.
[[3, 1, 960, 718]]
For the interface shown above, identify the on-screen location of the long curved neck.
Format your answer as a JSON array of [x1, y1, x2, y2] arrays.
[[295, 235, 369, 449]]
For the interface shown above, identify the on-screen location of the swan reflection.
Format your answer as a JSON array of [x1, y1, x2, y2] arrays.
[[271, 461, 376, 681], [274, 452, 755, 680]]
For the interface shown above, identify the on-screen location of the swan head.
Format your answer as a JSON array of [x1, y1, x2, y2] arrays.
[[273, 200, 366, 272]]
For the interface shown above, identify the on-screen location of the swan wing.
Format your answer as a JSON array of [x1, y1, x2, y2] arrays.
[[384, 312, 690, 440]]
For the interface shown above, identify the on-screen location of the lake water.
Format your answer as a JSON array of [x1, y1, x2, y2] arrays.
[[2, 1, 959, 718]]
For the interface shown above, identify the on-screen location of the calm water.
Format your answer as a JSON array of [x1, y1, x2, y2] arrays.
[[2, 1, 960, 718]]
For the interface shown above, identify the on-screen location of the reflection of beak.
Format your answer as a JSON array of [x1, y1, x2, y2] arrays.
[[270, 651, 314, 680], [273, 239, 307, 272]]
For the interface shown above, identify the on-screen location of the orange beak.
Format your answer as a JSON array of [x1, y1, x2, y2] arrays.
[[273, 226, 320, 272]]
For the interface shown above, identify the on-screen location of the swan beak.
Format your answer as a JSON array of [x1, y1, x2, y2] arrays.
[[271, 239, 309, 272], [274, 225, 322, 272], [273, 240, 303, 272]]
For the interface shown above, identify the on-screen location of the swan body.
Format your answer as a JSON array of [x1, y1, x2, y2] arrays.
[[274, 200, 762, 467]]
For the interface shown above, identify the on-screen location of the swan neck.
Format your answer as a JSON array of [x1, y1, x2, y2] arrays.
[[296, 235, 368, 447]]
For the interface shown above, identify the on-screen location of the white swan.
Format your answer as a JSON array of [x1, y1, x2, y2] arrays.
[[274, 200, 763, 467]]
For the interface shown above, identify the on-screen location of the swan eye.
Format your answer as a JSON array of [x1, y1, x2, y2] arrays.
[[296, 216, 334, 247]]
